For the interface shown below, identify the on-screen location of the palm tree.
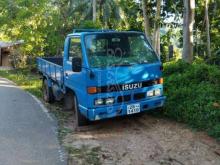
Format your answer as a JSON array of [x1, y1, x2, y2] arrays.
[[205, 0, 211, 57], [69, 0, 120, 28], [99, 0, 121, 28], [153, 0, 161, 56], [141, 0, 150, 37], [182, 0, 195, 63], [66, 0, 95, 23], [93, 0, 97, 22]]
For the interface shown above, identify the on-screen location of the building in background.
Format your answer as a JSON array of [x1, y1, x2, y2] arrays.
[[0, 40, 24, 68]]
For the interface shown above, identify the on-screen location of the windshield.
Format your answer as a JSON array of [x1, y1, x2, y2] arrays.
[[85, 33, 159, 68]]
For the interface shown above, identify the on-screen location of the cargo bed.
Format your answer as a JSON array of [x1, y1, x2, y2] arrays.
[[37, 57, 64, 85]]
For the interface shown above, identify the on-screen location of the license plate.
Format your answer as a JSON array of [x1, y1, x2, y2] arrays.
[[127, 103, 140, 115]]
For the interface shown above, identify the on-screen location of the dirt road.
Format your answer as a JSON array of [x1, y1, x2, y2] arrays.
[[63, 113, 220, 165]]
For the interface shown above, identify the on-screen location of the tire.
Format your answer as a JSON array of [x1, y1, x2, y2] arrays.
[[72, 94, 89, 128], [42, 79, 54, 103], [63, 91, 74, 111]]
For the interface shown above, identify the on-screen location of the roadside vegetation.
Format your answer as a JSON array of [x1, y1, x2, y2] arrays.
[[1, 60, 220, 163], [164, 60, 220, 140], [1, 0, 220, 164], [0, 69, 42, 97], [1, 60, 220, 141]]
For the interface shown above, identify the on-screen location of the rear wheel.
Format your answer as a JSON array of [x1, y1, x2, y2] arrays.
[[42, 79, 54, 103]]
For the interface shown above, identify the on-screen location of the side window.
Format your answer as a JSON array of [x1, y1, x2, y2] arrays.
[[69, 37, 82, 60]]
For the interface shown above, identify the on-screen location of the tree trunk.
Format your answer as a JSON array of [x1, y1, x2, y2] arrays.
[[182, 0, 195, 63], [0, 48, 2, 66], [93, 0, 97, 22], [153, 0, 161, 56], [205, 0, 211, 57], [142, 0, 151, 38]]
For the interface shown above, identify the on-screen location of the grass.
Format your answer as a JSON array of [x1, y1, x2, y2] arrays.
[[67, 145, 102, 165], [0, 69, 42, 98]]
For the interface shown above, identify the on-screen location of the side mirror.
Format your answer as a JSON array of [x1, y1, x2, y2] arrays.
[[72, 57, 82, 72]]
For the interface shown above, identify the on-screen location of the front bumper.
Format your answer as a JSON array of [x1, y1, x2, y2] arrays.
[[79, 96, 166, 121]]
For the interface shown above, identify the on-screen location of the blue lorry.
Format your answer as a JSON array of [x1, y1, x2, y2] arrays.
[[37, 29, 166, 127]]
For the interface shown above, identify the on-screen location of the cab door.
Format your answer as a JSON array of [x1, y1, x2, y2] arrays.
[[63, 36, 88, 110]]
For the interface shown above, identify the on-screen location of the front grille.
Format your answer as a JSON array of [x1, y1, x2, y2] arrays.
[[117, 92, 146, 103], [143, 104, 148, 109], [117, 95, 131, 103], [134, 93, 146, 100], [97, 79, 157, 93]]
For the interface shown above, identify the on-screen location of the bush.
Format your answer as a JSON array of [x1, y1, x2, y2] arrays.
[[206, 54, 220, 66], [164, 60, 220, 139], [78, 20, 102, 29]]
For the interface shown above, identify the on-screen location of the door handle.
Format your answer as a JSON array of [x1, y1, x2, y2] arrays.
[[65, 73, 69, 77]]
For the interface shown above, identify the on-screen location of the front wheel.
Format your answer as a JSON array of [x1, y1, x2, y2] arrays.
[[72, 93, 89, 129]]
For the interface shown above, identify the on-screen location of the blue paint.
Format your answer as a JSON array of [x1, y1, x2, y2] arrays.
[[37, 29, 166, 121]]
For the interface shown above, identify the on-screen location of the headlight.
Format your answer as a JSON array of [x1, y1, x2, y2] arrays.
[[154, 89, 161, 96], [147, 89, 161, 97], [105, 98, 114, 105], [95, 99, 104, 105], [147, 90, 154, 97]]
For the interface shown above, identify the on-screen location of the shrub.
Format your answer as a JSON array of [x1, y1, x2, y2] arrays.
[[206, 54, 220, 66], [164, 60, 220, 139]]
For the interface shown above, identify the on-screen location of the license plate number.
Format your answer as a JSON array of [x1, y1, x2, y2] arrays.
[[127, 103, 140, 115]]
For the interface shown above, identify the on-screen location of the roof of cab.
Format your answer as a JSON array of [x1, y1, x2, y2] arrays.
[[73, 29, 115, 33], [67, 29, 143, 37]]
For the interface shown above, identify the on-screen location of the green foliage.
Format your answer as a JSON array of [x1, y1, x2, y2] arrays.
[[0, 69, 42, 98], [206, 53, 220, 66], [164, 61, 220, 139], [0, 0, 220, 67], [160, 29, 182, 62], [195, 0, 220, 57], [0, 0, 63, 67], [209, 124, 220, 138], [78, 20, 102, 29], [118, 0, 143, 30]]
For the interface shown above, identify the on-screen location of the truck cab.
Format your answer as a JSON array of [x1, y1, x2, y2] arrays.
[[37, 29, 166, 127]]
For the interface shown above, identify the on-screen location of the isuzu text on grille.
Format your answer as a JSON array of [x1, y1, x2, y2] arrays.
[[122, 83, 142, 91]]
